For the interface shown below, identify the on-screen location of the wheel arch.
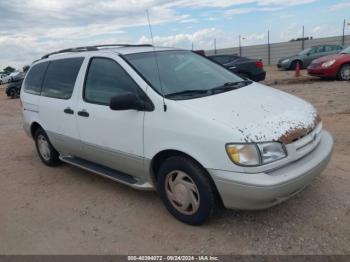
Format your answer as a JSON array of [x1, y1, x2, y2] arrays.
[[149, 149, 218, 188], [338, 62, 350, 79], [30, 122, 43, 139]]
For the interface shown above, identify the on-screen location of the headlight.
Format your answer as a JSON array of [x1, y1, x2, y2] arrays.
[[321, 59, 336, 68], [282, 59, 290, 64], [226, 142, 287, 166]]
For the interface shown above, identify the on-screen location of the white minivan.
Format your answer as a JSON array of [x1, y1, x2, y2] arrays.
[[21, 45, 333, 225]]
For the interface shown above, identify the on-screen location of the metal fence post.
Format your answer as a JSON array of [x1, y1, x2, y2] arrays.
[[302, 25, 305, 50], [239, 35, 242, 56], [268, 30, 271, 65], [342, 19, 346, 46], [214, 38, 217, 54]]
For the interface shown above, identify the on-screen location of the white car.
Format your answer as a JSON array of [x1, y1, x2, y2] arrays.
[[21, 45, 333, 224], [0, 74, 12, 84]]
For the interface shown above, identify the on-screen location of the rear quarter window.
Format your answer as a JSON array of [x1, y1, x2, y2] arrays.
[[23, 62, 49, 95], [41, 57, 84, 100]]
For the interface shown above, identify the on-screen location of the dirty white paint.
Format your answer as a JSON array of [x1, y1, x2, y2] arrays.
[[178, 82, 319, 143]]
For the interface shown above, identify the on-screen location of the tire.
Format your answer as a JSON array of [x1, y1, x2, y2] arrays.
[[290, 60, 303, 70], [338, 64, 350, 81], [157, 156, 220, 225], [8, 89, 15, 99], [34, 128, 61, 166]]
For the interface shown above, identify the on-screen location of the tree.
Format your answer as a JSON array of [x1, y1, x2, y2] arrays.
[[3, 66, 15, 75], [23, 65, 30, 72]]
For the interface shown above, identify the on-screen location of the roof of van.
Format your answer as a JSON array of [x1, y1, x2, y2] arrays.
[[37, 45, 180, 62]]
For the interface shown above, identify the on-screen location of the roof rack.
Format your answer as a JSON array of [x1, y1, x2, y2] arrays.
[[41, 44, 153, 59]]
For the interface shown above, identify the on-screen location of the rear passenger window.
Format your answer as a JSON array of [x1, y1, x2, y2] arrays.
[[41, 57, 84, 99], [23, 62, 49, 95], [84, 58, 141, 105], [211, 56, 232, 64]]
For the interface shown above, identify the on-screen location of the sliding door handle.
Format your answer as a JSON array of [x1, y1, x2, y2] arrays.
[[77, 110, 89, 117], [64, 107, 74, 114]]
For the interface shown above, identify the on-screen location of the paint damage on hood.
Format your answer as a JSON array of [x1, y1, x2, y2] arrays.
[[178, 82, 321, 144]]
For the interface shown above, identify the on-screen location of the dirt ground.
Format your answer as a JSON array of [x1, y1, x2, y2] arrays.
[[0, 69, 349, 255]]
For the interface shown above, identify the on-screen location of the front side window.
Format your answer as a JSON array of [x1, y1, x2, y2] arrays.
[[84, 57, 141, 105], [23, 62, 49, 95], [41, 57, 84, 100], [124, 50, 244, 99]]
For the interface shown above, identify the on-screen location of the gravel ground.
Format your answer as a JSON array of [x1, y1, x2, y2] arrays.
[[0, 74, 349, 255]]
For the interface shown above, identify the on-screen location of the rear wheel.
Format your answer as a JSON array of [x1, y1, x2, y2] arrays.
[[338, 64, 350, 80], [34, 128, 61, 166], [157, 156, 220, 225]]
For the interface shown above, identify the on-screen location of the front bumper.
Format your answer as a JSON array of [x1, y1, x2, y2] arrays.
[[208, 130, 333, 210], [307, 67, 337, 78], [277, 61, 290, 70]]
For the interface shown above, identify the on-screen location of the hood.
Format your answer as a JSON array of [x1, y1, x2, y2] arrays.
[[312, 54, 343, 64], [177, 82, 320, 144]]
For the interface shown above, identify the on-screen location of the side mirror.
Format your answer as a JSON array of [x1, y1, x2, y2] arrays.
[[110, 93, 144, 111]]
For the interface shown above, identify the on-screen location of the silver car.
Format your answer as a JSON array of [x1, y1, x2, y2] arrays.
[[278, 45, 343, 70]]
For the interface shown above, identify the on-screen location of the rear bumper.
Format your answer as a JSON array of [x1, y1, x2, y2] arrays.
[[208, 130, 333, 210], [251, 71, 266, 82]]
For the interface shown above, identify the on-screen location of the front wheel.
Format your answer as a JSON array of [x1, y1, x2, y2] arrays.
[[338, 64, 350, 80], [34, 128, 61, 166], [157, 156, 220, 225]]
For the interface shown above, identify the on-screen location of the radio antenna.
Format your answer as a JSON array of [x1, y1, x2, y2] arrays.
[[146, 9, 167, 112]]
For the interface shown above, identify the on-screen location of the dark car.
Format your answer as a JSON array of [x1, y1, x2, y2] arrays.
[[207, 54, 266, 82], [277, 45, 343, 70], [5, 78, 23, 98]]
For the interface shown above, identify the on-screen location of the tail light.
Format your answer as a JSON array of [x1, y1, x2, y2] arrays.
[[255, 60, 264, 69]]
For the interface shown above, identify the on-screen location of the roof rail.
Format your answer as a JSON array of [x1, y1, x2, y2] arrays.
[[41, 44, 153, 59]]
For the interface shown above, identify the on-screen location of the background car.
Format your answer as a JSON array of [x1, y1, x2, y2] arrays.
[[0, 74, 12, 84], [5, 78, 23, 98], [0, 74, 6, 84], [207, 54, 266, 82], [9, 71, 25, 82], [277, 44, 343, 70], [307, 46, 350, 80]]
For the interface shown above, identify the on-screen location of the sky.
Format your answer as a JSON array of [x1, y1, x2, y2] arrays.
[[0, 0, 349, 70]]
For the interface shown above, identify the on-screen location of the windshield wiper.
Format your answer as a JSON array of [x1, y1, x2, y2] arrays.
[[165, 89, 210, 99], [210, 80, 252, 94]]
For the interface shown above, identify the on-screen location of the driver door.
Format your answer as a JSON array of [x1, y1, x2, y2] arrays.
[[75, 55, 146, 178]]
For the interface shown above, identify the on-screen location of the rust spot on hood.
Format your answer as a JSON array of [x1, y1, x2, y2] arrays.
[[278, 113, 321, 144]]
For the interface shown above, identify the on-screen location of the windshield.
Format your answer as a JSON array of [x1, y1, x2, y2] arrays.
[[298, 48, 312, 56], [124, 50, 245, 99], [341, 46, 350, 54]]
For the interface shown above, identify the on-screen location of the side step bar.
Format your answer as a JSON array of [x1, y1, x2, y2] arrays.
[[60, 156, 154, 191]]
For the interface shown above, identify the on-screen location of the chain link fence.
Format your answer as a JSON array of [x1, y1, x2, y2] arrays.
[[205, 35, 350, 65]]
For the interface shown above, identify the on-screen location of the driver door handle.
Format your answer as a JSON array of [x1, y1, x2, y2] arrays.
[[77, 110, 89, 117]]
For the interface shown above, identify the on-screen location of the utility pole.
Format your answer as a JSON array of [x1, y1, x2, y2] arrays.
[[302, 25, 305, 50], [342, 19, 346, 46], [268, 30, 271, 65], [214, 38, 217, 54], [239, 35, 242, 56]]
